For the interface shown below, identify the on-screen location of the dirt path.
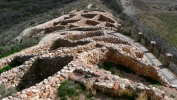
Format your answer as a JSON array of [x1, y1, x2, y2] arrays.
[[39, 32, 61, 45]]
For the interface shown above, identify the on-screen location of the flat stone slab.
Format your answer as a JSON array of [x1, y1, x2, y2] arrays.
[[160, 68, 177, 84]]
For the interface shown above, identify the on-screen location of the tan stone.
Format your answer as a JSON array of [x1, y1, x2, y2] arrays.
[[26, 91, 33, 96], [93, 71, 100, 77], [69, 73, 77, 80], [59, 76, 65, 81], [113, 83, 119, 91]]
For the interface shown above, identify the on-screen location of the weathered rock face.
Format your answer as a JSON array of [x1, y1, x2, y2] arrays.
[[0, 10, 172, 100]]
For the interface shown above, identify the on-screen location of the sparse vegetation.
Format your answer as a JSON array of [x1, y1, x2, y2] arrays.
[[0, 61, 22, 74], [85, 80, 96, 96], [86, 93, 92, 99], [58, 79, 136, 100], [58, 80, 86, 100], [98, 62, 136, 75], [0, 37, 38, 59], [135, 91, 148, 100], [0, 0, 125, 59], [121, 28, 131, 36], [137, 13, 177, 48], [170, 94, 175, 98], [0, 84, 17, 99], [139, 75, 161, 86]]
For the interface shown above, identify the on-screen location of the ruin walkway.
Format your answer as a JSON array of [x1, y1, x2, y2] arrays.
[[106, 30, 177, 85]]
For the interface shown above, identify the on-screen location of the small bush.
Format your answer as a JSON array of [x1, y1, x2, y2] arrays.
[[0, 84, 17, 99], [58, 80, 75, 98], [98, 62, 135, 74], [58, 80, 86, 99], [110, 69, 114, 74], [86, 93, 92, 99], [60, 96, 67, 100], [121, 28, 131, 36], [170, 94, 175, 98], [0, 37, 38, 59]]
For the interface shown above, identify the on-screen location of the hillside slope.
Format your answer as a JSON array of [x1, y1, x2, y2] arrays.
[[0, 0, 123, 58]]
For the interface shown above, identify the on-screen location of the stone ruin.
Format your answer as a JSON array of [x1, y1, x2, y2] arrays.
[[0, 10, 173, 100]]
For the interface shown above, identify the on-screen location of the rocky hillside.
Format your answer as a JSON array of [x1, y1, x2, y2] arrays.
[[0, 10, 175, 100], [0, 0, 124, 59]]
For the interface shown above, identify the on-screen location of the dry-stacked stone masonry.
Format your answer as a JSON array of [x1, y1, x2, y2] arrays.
[[0, 10, 173, 100]]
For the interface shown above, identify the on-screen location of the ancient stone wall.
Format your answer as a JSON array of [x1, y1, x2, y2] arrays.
[[65, 30, 104, 40], [0, 10, 173, 100], [92, 35, 132, 45], [49, 39, 91, 50]]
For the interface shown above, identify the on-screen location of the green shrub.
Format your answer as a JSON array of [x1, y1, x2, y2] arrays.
[[0, 37, 38, 59], [121, 28, 131, 36], [58, 80, 78, 99], [60, 96, 67, 100], [86, 93, 92, 99], [115, 64, 135, 74], [170, 94, 175, 98], [58, 80, 87, 99], [0, 84, 17, 99], [98, 62, 135, 74]]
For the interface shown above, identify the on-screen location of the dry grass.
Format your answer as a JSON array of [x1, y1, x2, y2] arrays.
[[137, 13, 177, 48], [85, 80, 96, 96], [135, 91, 148, 100]]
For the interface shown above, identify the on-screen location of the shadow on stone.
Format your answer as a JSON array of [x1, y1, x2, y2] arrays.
[[50, 39, 90, 50], [16, 55, 73, 91]]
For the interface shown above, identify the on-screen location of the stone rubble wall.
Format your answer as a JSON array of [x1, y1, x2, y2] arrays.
[[0, 30, 170, 87], [92, 35, 132, 45], [49, 38, 91, 50], [59, 19, 81, 25], [76, 48, 167, 100], [65, 30, 104, 40], [1, 36, 171, 100], [13, 55, 36, 64], [0, 34, 63, 68], [0, 10, 173, 99], [14, 14, 69, 42], [82, 46, 169, 86], [69, 26, 104, 31], [0, 41, 96, 88], [81, 13, 97, 19], [2, 49, 167, 100], [13, 9, 119, 43]]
